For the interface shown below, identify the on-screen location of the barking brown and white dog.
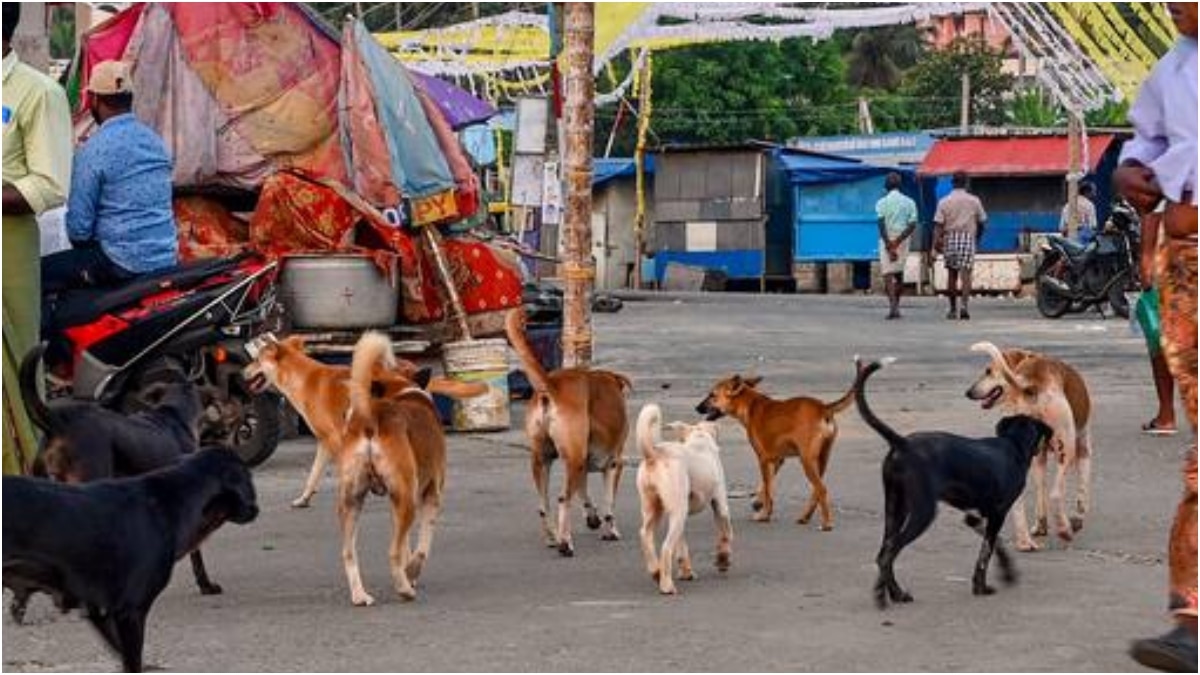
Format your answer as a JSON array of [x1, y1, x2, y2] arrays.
[[336, 331, 448, 606], [966, 342, 1094, 551], [635, 404, 732, 595], [695, 373, 856, 528], [505, 308, 632, 557], [242, 334, 482, 508]]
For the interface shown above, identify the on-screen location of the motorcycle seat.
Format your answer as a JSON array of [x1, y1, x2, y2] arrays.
[[51, 257, 243, 330], [1047, 234, 1095, 261]]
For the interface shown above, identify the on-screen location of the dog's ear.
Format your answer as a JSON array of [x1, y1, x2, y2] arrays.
[[414, 367, 434, 390], [744, 375, 763, 388]]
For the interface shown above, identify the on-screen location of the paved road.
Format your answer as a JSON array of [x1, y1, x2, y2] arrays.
[[4, 294, 1185, 671]]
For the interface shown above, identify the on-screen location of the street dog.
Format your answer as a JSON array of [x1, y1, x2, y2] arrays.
[[3, 448, 258, 672], [967, 341, 1093, 550], [854, 357, 1053, 609], [695, 372, 856, 528], [505, 308, 632, 556], [635, 404, 733, 595], [242, 333, 483, 508], [15, 344, 223, 620], [336, 331, 446, 606]]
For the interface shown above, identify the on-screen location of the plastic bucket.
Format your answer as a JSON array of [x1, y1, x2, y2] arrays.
[[441, 338, 510, 432]]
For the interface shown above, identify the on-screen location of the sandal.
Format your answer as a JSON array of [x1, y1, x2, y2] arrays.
[[1141, 420, 1179, 436]]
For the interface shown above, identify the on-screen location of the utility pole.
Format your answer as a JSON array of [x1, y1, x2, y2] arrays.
[[1065, 109, 1083, 238], [632, 52, 653, 290], [560, 3, 595, 367], [959, 71, 971, 134]]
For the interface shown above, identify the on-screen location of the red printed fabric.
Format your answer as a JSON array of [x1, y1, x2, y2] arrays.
[[173, 197, 250, 262], [249, 172, 361, 256]]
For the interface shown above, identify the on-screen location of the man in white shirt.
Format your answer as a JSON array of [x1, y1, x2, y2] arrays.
[[1118, 3, 1197, 671], [1059, 181, 1098, 242]]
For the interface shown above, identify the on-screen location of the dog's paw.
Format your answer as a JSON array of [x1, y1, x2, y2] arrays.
[[751, 511, 772, 523], [750, 499, 764, 512], [406, 553, 426, 582], [1014, 538, 1041, 552], [972, 583, 996, 596], [679, 569, 696, 581], [658, 584, 678, 596], [199, 582, 224, 596], [1069, 516, 1085, 533], [290, 495, 314, 509], [796, 514, 811, 525], [557, 541, 575, 557], [892, 589, 913, 604], [873, 583, 890, 610], [396, 587, 417, 602], [715, 552, 731, 572], [1031, 518, 1048, 537], [819, 522, 834, 532], [350, 591, 376, 607], [1055, 527, 1074, 544], [586, 513, 602, 530]]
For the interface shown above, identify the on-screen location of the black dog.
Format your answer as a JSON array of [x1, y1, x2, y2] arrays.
[[16, 344, 221, 619], [854, 357, 1052, 608], [3, 448, 258, 672]]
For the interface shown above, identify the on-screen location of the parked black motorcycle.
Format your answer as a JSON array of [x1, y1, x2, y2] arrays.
[[1036, 200, 1139, 319], [37, 253, 283, 466]]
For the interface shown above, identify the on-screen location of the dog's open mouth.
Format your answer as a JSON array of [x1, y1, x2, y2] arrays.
[[979, 386, 1003, 410], [245, 371, 268, 394]]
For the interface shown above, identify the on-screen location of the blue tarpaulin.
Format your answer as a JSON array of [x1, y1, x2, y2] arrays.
[[774, 148, 891, 185], [593, 156, 655, 187]]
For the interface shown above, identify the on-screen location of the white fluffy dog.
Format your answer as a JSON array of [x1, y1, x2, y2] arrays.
[[635, 404, 733, 595]]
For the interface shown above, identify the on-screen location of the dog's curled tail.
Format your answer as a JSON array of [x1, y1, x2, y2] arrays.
[[350, 331, 396, 424], [824, 369, 860, 416], [504, 308, 552, 394], [970, 341, 1025, 390], [852, 355, 905, 448], [18, 343, 58, 434], [636, 403, 664, 463]]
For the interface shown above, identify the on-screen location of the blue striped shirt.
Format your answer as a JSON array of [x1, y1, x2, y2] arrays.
[[65, 113, 178, 274]]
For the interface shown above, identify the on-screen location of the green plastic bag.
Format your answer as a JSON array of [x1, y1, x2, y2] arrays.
[[1136, 288, 1163, 355]]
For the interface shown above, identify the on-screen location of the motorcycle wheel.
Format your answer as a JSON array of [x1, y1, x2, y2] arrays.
[[1108, 271, 1131, 320], [207, 369, 282, 468], [1036, 270, 1072, 319]]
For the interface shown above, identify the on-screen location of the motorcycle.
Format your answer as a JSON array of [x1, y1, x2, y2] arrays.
[[38, 253, 283, 467], [1035, 200, 1139, 320]]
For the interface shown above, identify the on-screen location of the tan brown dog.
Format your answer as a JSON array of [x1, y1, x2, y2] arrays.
[[695, 374, 856, 528], [967, 342, 1093, 551], [243, 334, 483, 508], [505, 308, 632, 557], [334, 331, 447, 606]]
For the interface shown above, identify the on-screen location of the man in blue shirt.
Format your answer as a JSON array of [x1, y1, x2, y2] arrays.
[[42, 60, 177, 294]]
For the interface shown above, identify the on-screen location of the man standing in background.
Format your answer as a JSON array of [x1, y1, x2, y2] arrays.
[[1, 2, 73, 474], [875, 171, 917, 320], [1060, 181, 1099, 243], [932, 171, 987, 320]]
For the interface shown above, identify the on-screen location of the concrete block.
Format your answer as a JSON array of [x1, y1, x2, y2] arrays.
[[793, 262, 825, 293], [827, 262, 855, 294]]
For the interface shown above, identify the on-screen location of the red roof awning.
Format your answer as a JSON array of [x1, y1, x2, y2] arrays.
[[919, 135, 1117, 177]]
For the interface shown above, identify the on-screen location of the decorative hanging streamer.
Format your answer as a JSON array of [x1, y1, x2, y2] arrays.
[[1131, 2, 1176, 50]]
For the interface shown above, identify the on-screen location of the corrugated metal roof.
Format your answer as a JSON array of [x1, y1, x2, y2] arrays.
[[919, 134, 1117, 176]]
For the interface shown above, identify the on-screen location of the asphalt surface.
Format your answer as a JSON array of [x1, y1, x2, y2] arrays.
[[3, 293, 1187, 672]]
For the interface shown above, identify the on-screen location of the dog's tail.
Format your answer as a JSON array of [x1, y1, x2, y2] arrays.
[[824, 370, 859, 416], [636, 403, 664, 463], [853, 355, 905, 448], [504, 308, 552, 393], [18, 343, 58, 434], [350, 331, 396, 424], [970, 341, 1028, 392], [427, 378, 489, 400]]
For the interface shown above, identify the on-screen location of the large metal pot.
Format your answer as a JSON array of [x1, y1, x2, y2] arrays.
[[279, 254, 399, 329]]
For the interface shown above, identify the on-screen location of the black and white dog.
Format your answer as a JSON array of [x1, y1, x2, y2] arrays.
[[853, 357, 1053, 608]]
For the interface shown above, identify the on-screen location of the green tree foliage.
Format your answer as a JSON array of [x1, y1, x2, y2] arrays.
[[648, 38, 851, 145], [1006, 88, 1065, 127], [846, 25, 928, 90], [902, 36, 1014, 127]]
